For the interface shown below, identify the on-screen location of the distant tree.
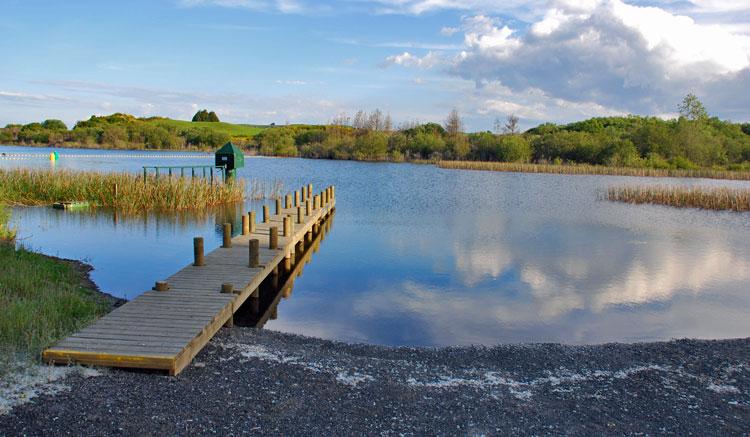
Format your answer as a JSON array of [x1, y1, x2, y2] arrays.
[[493, 117, 503, 134], [503, 114, 520, 134], [384, 113, 393, 132], [678, 93, 708, 121], [368, 109, 384, 131], [445, 109, 463, 136], [41, 119, 68, 130], [192, 109, 220, 122]]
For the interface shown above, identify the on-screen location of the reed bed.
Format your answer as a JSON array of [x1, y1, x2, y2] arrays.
[[606, 185, 750, 211], [248, 178, 284, 200], [438, 160, 750, 181], [0, 168, 245, 211], [0, 204, 15, 241]]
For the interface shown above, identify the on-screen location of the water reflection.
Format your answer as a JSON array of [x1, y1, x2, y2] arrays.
[[3, 144, 749, 345], [234, 212, 334, 328]]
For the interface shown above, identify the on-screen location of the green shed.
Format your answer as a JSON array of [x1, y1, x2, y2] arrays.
[[215, 142, 245, 171]]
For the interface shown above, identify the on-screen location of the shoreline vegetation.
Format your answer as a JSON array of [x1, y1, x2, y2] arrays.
[[1, 94, 748, 180], [438, 160, 750, 180], [0, 241, 113, 373], [0, 168, 245, 212], [606, 185, 750, 211]]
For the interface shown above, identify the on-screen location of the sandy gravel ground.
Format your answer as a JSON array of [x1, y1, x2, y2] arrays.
[[1, 328, 748, 435]]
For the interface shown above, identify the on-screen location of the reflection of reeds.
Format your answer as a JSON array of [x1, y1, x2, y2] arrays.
[[0, 168, 244, 212], [607, 185, 750, 211], [247, 178, 284, 200], [438, 160, 750, 181]]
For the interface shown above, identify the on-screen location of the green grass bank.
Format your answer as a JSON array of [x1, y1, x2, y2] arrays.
[[0, 242, 112, 372]]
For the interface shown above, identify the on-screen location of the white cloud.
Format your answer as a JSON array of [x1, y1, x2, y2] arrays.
[[440, 26, 460, 36], [382, 51, 443, 68], [384, 0, 750, 121]]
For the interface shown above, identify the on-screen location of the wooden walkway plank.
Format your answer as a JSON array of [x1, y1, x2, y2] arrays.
[[43, 188, 336, 375]]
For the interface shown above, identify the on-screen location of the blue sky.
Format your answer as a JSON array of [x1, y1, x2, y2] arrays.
[[2, 0, 749, 130]]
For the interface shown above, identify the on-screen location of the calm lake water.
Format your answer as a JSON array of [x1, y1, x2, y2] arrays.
[[3, 144, 750, 346]]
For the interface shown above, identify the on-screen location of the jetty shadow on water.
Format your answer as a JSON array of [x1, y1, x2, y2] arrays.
[[234, 211, 335, 328]]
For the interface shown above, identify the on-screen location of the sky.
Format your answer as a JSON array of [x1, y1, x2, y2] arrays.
[[1, 0, 749, 131]]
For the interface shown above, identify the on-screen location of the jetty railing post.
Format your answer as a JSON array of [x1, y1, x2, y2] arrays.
[[263, 205, 269, 223], [222, 223, 232, 248], [269, 226, 279, 249], [248, 211, 256, 233], [275, 198, 282, 216], [297, 206, 302, 224], [294, 190, 300, 207], [301, 186, 307, 202], [155, 281, 169, 292], [193, 237, 205, 266], [242, 214, 249, 235], [285, 194, 292, 209], [248, 239, 260, 267], [283, 216, 291, 237], [306, 201, 311, 216], [308, 184, 313, 199]]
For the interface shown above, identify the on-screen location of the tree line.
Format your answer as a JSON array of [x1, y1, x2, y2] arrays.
[[1, 95, 748, 170]]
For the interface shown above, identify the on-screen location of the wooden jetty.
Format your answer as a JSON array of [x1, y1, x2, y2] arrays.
[[43, 184, 336, 375]]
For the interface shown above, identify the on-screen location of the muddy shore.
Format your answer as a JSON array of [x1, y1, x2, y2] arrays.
[[1, 327, 747, 435]]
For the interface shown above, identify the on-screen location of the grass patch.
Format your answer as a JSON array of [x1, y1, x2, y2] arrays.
[[606, 185, 750, 211], [146, 118, 267, 139], [0, 243, 111, 371], [438, 160, 750, 181], [0, 168, 245, 212]]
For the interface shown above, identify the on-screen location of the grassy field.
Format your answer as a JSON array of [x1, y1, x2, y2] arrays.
[[438, 160, 750, 181], [146, 118, 268, 138], [606, 185, 750, 211], [0, 243, 111, 370], [0, 169, 245, 211]]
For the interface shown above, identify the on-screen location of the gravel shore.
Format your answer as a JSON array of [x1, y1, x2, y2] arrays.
[[1, 328, 748, 435]]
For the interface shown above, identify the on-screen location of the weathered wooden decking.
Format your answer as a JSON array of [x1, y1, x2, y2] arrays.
[[43, 186, 335, 375]]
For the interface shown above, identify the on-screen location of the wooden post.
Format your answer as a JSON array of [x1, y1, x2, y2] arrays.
[[301, 186, 307, 202], [262, 205, 269, 223], [248, 211, 256, 233], [222, 223, 232, 248], [314, 195, 320, 209], [154, 281, 169, 292], [193, 237, 205, 266], [285, 194, 292, 209], [269, 226, 278, 249], [221, 283, 235, 327], [307, 183, 313, 199], [294, 190, 300, 207], [296, 206, 302, 224], [248, 239, 260, 267], [331, 185, 335, 200], [242, 215, 249, 236], [306, 201, 312, 216], [283, 215, 291, 237], [275, 198, 281, 215]]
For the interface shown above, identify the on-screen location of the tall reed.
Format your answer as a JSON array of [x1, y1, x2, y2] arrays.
[[438, 160, 750, 181], [0, 204, 15, 242], [606, 185, 750, 211], [0, 168, 245, 211]]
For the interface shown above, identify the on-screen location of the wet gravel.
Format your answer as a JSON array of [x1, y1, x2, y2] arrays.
[[1, 329, 748, 435]]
